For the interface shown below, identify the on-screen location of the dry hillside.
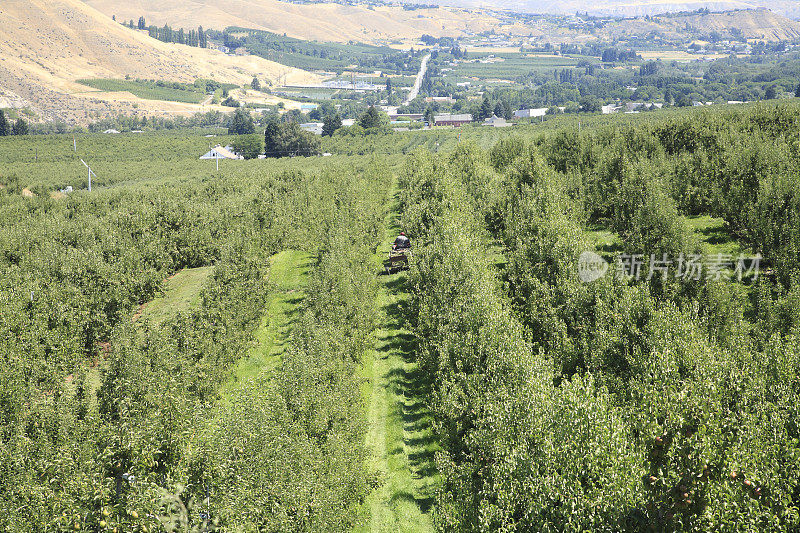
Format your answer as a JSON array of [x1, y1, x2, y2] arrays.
[[82, 0, 503, 43], [0, 0, 320, 124], [670, 8, 800, 40]]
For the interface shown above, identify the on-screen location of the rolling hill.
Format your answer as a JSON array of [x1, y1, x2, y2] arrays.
[[0, 0, 320, 124], [81, 0, 504, 44], [669, 7, 800, 40], [592, 7, 800, 41]]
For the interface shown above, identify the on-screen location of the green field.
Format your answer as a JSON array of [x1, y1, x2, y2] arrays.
[[77, 78, 209, 103], [453, 55, 582, 79], [224, 26, 415, 74]]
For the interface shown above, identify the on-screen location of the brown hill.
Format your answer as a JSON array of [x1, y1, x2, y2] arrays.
[[591, 7, 800, 42], [0, 0, 320, 124], [82, 0, 503, 44], [671, 8, 800, 41]]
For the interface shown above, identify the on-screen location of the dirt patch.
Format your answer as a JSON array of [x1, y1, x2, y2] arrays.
[[21, 188, 36, 198]]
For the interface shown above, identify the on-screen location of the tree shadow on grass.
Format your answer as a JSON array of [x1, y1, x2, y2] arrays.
[[699, 223, 734, 246], [378, 270, 438, 514]]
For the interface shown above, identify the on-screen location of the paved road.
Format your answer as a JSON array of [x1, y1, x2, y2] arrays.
[[404, 53, 431, 105]]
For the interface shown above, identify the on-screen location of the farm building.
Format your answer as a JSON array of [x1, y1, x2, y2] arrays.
[[484, 116, 511, 128], [434, 114, 472, 127], [514, 108, 547, 119], [426, 96, 456, 104], [300, 123, 324, 135], [200, 145, 242, 160]]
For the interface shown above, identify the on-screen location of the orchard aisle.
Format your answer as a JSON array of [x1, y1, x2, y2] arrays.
[[358, 195, 437, 533], [218, 249, 314, 401]]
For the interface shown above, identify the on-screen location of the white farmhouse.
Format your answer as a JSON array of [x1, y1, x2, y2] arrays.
[[200, 145, 242, 160]]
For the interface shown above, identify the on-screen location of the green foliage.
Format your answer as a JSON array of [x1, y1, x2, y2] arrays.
[[358, 106, 390, 131], [11, 118, 28, 136], [0, 110, 9, 136], [230, 133, 263, 159], [264, 120, 321, 157], [0, 139, 391, 530], [6, 98, 800, 532], [227, 108, 256, 135], [394, 102, 800, 530], [322, 114, 342, 137], [200, 164, 391, 530]]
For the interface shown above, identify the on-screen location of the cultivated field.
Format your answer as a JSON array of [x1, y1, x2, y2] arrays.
[[2, 102, 800, 531]]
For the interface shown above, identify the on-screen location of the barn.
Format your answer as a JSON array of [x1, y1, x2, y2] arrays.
[[433, 114, 472, 127]]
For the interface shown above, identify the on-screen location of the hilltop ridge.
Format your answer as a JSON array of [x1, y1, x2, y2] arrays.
[[0, 0, 319, 124], [82, 0, 503, 44]]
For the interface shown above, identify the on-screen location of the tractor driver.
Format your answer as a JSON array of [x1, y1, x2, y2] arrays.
[[393, 232, 410, 250]]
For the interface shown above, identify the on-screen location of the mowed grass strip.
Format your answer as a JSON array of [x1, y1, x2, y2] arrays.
[[137, 266, 214, 326], [220, 249, 313, 399], [357, 196, 436, 533], [685, 214, 746, 257]]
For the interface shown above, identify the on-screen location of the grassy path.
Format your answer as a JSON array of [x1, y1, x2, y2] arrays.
[[357, 195, 437, 533], [219, 249, 313, 400]]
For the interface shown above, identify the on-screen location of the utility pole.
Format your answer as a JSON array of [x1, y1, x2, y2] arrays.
[[80, 159, 96, 192]]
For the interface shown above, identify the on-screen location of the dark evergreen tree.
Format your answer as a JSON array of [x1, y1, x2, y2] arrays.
[[493, 102, 504, 118], [12, 118, 28, 136], [251, 77, 261, 91], [479, 96, 493, 120], [198, 26, 206, 48], [138, 16, 146, 30], [796, 83, 800, 98], [386, 77, 392, 96], [228, 108, 255, 135], [264, 119, 281, 157], [358, 106, 386, 129], [501, 100, 513, 120], [424, 107, 435, 126], [0, 111, 10, 136], [322, 114, 342, 137]]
